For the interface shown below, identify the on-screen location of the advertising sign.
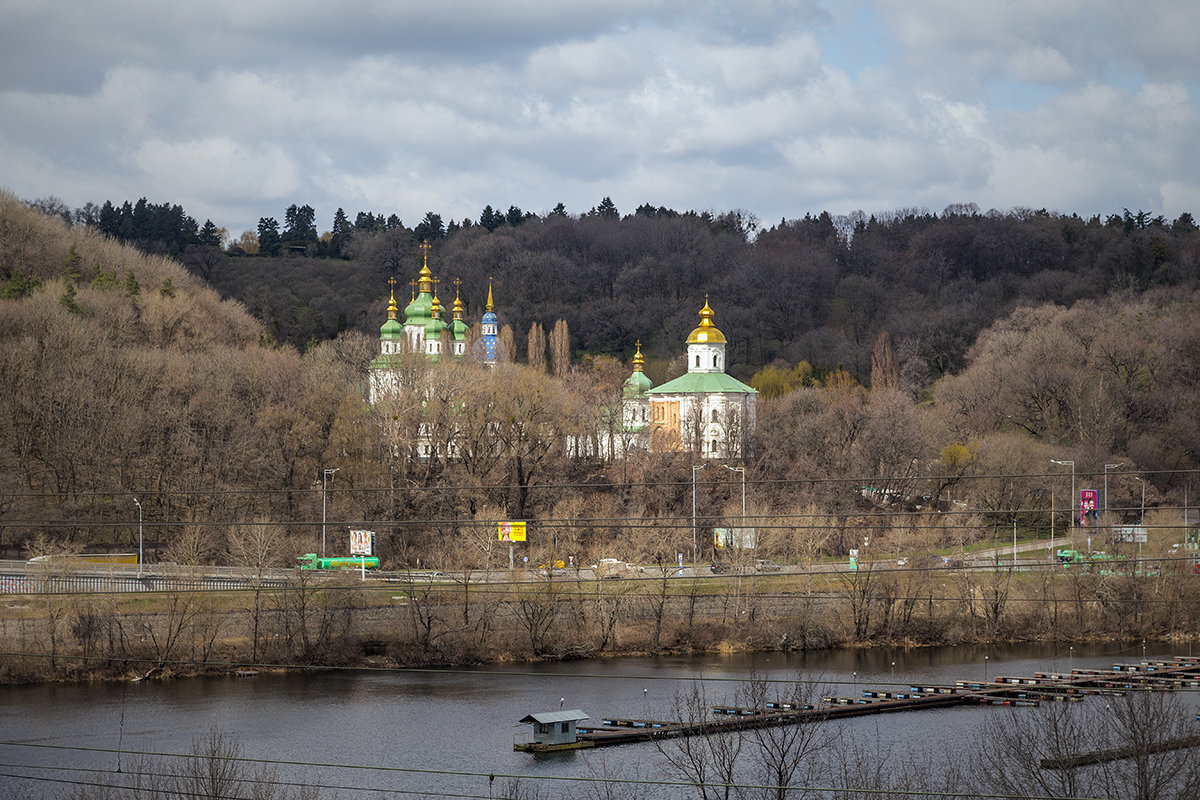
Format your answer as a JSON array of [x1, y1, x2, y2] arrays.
[[349, 529, 376, 556], [499, 521, 527, 542], [1080, 489, 1099, 527], [713, 527, 756, 549], [1114, 527, 1147, 543]]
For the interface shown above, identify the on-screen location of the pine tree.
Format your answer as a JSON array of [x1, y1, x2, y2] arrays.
[[64, 245, 82, 282], [594, 196, 619, 219], [59, 281, 84, 315], [199, 219, 222, 247]]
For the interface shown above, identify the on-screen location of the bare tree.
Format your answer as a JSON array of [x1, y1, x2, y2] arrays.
[[738, 672, 836, 800], [549, 318, 570, 376], [655, 681, 744, 800], [972, 690, 1200, 800], [869, 329, 899, 391], [528, 321, 547, 372]]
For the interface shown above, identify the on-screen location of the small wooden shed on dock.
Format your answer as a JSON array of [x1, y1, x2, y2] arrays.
[[519, 710, 589, 746]]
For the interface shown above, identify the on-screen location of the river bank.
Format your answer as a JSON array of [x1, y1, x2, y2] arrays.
[[2, 565, 1197, 686]]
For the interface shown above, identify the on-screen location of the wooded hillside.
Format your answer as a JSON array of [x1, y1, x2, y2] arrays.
[[3, 191, 1199, 574]]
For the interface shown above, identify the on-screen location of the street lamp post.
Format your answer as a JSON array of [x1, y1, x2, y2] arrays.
[[1104, 463, 1122, 543], [692, 464, 706, 568], [1050, 459, 1075, 539], [1134, 476, 1146, 524], [132, 497, 143, 577], [723, 465, 746, 520], [322, 468, 339, 558]]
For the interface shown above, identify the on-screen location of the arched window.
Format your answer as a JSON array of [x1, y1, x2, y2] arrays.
[[695, 355, 701, 368], [710, 439, 718, 453], [711, 408, 719, 422], [713, 354, 719, 368]]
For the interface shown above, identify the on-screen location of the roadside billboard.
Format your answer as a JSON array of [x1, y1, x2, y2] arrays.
[[1080, 489, 1099, 527], [499, 521, 527, 542], [713, 527, 756, 549], [349, 529, 376, 556]]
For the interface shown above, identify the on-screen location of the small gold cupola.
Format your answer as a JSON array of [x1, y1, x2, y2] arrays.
[[417, 241, 433, 294], [686, 296, 727, 344], [452, 278, 465, 321]]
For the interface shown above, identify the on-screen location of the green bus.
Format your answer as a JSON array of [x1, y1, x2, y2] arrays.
[[296, 553, 380, 570]]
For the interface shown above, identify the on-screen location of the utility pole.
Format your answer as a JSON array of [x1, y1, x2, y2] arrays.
[[1050, 459, 1075, 543], [692, 464, 706, 568], [322, 468, 339, 558], [1104, 463, 1122, 547], [133, 497, 143, 578]]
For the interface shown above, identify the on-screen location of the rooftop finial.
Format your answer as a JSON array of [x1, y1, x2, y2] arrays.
[[632, 340, 644, 372], [387, 276, 398, 320], [417, 241, 433, 294], [452, 277, 465, 320]]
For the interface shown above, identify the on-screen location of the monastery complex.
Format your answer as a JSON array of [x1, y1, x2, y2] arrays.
[[368, 249, 758, 458]]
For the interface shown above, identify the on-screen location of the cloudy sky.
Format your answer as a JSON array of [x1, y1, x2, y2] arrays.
[[2, 1, 1197, 237]]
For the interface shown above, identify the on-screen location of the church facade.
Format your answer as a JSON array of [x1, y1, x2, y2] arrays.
[[368, 254, 756, 459], [368, 245, 500, 406], [642, 299, 758, 458]]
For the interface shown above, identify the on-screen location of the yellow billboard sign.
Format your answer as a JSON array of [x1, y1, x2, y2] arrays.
[[498, 521, 527, 542]]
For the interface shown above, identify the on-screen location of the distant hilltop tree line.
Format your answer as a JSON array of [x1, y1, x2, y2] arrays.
[[28, 192, 1199, 259], [20, 193, 1200, 392]]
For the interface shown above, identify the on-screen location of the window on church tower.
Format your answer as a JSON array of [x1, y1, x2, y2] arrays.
[[711, 409, 719, 422], [695, 355, 701, 368], [713, 354, 718, 368], [711, 439, 718, 453]]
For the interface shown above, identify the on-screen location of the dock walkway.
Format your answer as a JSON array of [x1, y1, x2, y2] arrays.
[[556, 656, 1200, 750]]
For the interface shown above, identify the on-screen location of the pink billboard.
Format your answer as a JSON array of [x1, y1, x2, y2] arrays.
[[1080, 489, 1099, 527]]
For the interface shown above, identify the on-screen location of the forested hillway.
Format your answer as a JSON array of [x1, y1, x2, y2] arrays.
[[34, 192, 1200, 390], [3, 190, 1200, 642]]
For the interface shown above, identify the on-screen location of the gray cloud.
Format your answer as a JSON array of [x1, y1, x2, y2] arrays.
[[0, 1, 1195, 235]]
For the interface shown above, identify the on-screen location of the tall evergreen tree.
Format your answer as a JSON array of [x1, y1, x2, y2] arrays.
[[479, 205, 503, 232], [199, 219, 222, 247], [330, 208, 350, 258], [415, 211, 445, 240], [257, 217, 281, 256], [594, 196, 619, 219]]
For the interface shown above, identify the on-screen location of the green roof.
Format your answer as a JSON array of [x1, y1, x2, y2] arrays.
[[380, 318, 404, 339], [647, 372, 758, 395], [624, 370, 653, 397], [404, 293, 433, 325]]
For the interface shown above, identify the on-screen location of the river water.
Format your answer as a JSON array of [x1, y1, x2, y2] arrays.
[[2, 641, 1195, 798]]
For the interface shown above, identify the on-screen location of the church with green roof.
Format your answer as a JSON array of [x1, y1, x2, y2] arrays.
[[641, 298, 758, 458]]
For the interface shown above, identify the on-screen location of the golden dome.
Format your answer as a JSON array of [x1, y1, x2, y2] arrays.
[[386, 277, 398, 321], [452, 278, 465, 321], [686, 298, 726, 344]]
